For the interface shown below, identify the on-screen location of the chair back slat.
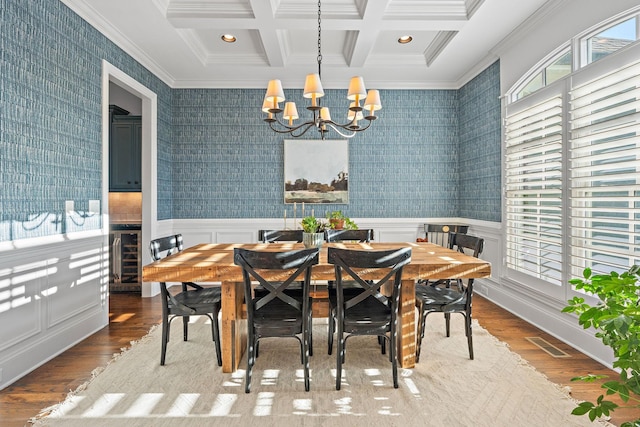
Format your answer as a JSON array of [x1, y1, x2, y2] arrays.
[[149, 234, 185, 261], [424, 224, 468, 247], [325, 228, 373, 243], [449, 233, 484, 258], [258, 229, 304, 243]]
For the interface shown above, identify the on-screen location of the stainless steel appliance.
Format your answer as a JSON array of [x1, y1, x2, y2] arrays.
[[109, 223, 142, 293]]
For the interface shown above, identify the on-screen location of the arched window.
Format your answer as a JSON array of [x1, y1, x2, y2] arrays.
[[510, 10, 640, 102], [582, 15, 639, 66], [514, 49, 571, 101]]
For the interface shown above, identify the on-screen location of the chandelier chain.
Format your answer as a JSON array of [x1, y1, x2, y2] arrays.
[[317, 0, 322, 77]]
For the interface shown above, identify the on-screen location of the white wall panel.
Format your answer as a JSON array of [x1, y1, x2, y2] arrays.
[[48, 246, 104, 327], [215, 230, 255, 244], [0, 232, 108, 390], [0, 273, 42, 351]]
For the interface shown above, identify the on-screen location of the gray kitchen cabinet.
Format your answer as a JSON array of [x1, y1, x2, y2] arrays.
[[110, 114, 142, 191]]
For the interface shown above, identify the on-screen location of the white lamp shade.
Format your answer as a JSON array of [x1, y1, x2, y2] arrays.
[[347, 102, 363, 120], [303, 74, 325, 99], [363, 89, 382, 111], [261, 97, 276, 113], [283, 102, 299, 120], [320, 107, 331, 121], [265, 79, 285, 103], [347, 76, 367, 100]]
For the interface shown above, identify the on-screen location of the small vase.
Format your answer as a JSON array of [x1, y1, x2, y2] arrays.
[[303, 232, 324, 248]]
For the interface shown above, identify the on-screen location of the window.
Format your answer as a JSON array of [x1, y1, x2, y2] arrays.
[[506, 48, 640, 295], [505, 96, 564, 286], [585, 16, 639, 65], [515, 51, 571, 101], [516, 71, 544, 101], [505, 8, 640, 296], [514, 10, 640, 101], [546, 51, 572, 85], [569, 61, 640, 276]]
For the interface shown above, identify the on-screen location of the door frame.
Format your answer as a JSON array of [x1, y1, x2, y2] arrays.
[[101, 60, 159, 297]]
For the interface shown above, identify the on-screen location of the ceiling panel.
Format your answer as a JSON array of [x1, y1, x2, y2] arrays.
[[60, 0, 552, 89]]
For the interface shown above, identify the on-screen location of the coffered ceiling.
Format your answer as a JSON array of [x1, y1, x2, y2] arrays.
[[61, 0, 551, 89]]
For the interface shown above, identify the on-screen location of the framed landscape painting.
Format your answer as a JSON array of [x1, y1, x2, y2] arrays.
[[284, 139, 348, 204]]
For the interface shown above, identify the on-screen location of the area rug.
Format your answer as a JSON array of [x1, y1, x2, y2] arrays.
[[32, 315, 611, 427]]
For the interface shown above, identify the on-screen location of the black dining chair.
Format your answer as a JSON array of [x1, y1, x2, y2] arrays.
[[420, 224, 469, 288], [325, 228, 374, 243], [258, 229, 304, 243], [325, 228, 374, 355], [424, 224, 469, 247], [328, 246, 411, 390], [415, 233, 484, 362], [234, 247, 319, 393], [149, 234, 222, 367]]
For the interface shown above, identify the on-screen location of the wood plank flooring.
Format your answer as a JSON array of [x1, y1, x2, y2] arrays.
[[1, 292, 639, 426]]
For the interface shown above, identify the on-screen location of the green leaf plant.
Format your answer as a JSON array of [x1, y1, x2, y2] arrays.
[[325, 210, 359, 230], [300, 216, 328, 234], [562, 265, 640, 426]]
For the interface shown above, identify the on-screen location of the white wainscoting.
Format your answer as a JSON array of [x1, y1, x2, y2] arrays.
[[0, 231, 109, 390]]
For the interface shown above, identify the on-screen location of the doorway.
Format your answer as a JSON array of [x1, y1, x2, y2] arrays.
[[108, 83, 143, 294], [102, 60, 158, 298]]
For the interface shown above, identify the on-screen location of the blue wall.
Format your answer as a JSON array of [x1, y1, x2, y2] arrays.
[[171, 88, 462, 219], [0, 0, 172, 241], [171, 68, 502, 222], [458, 61, 502, 221], [0, 0, 501, 242]]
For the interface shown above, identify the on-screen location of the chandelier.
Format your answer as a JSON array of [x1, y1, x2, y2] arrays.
[[262, 0, 381, 139]]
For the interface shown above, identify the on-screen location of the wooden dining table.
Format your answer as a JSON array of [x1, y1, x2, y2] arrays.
[[142, 241, 491, 373]]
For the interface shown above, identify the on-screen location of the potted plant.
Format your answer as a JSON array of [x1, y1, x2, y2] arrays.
[[326, 210, 346, 229], [300, 216, 327, 248], [326, 210, 359, 230], [562, 265, 640, 426]]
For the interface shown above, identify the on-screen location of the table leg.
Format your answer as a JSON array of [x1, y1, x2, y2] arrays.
[[398, 278, 416, 368], [221, 281, 246, 373]]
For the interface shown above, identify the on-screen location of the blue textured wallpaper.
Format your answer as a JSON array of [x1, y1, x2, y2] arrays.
[[458, 61, 502, 222], [0, 0, 172, 241], [171, 88, 461, 219], [0, 0, 501, 242]]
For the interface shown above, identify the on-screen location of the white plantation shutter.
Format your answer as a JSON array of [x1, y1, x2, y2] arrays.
[[505, 96, 564, 286], [569, 61, 640, 276]]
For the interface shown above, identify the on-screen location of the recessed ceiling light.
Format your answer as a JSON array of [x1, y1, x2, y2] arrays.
[[398, 35, 413, 44], [221, 34, 236, 43]]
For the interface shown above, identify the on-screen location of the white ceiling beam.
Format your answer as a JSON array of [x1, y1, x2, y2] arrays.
[[424, 31, 458, 66], [345, 0, 390, 68], [248, 0, 285, 67]]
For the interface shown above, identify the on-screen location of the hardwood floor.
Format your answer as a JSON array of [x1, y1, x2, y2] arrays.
[[1, 292, 639, 426]]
